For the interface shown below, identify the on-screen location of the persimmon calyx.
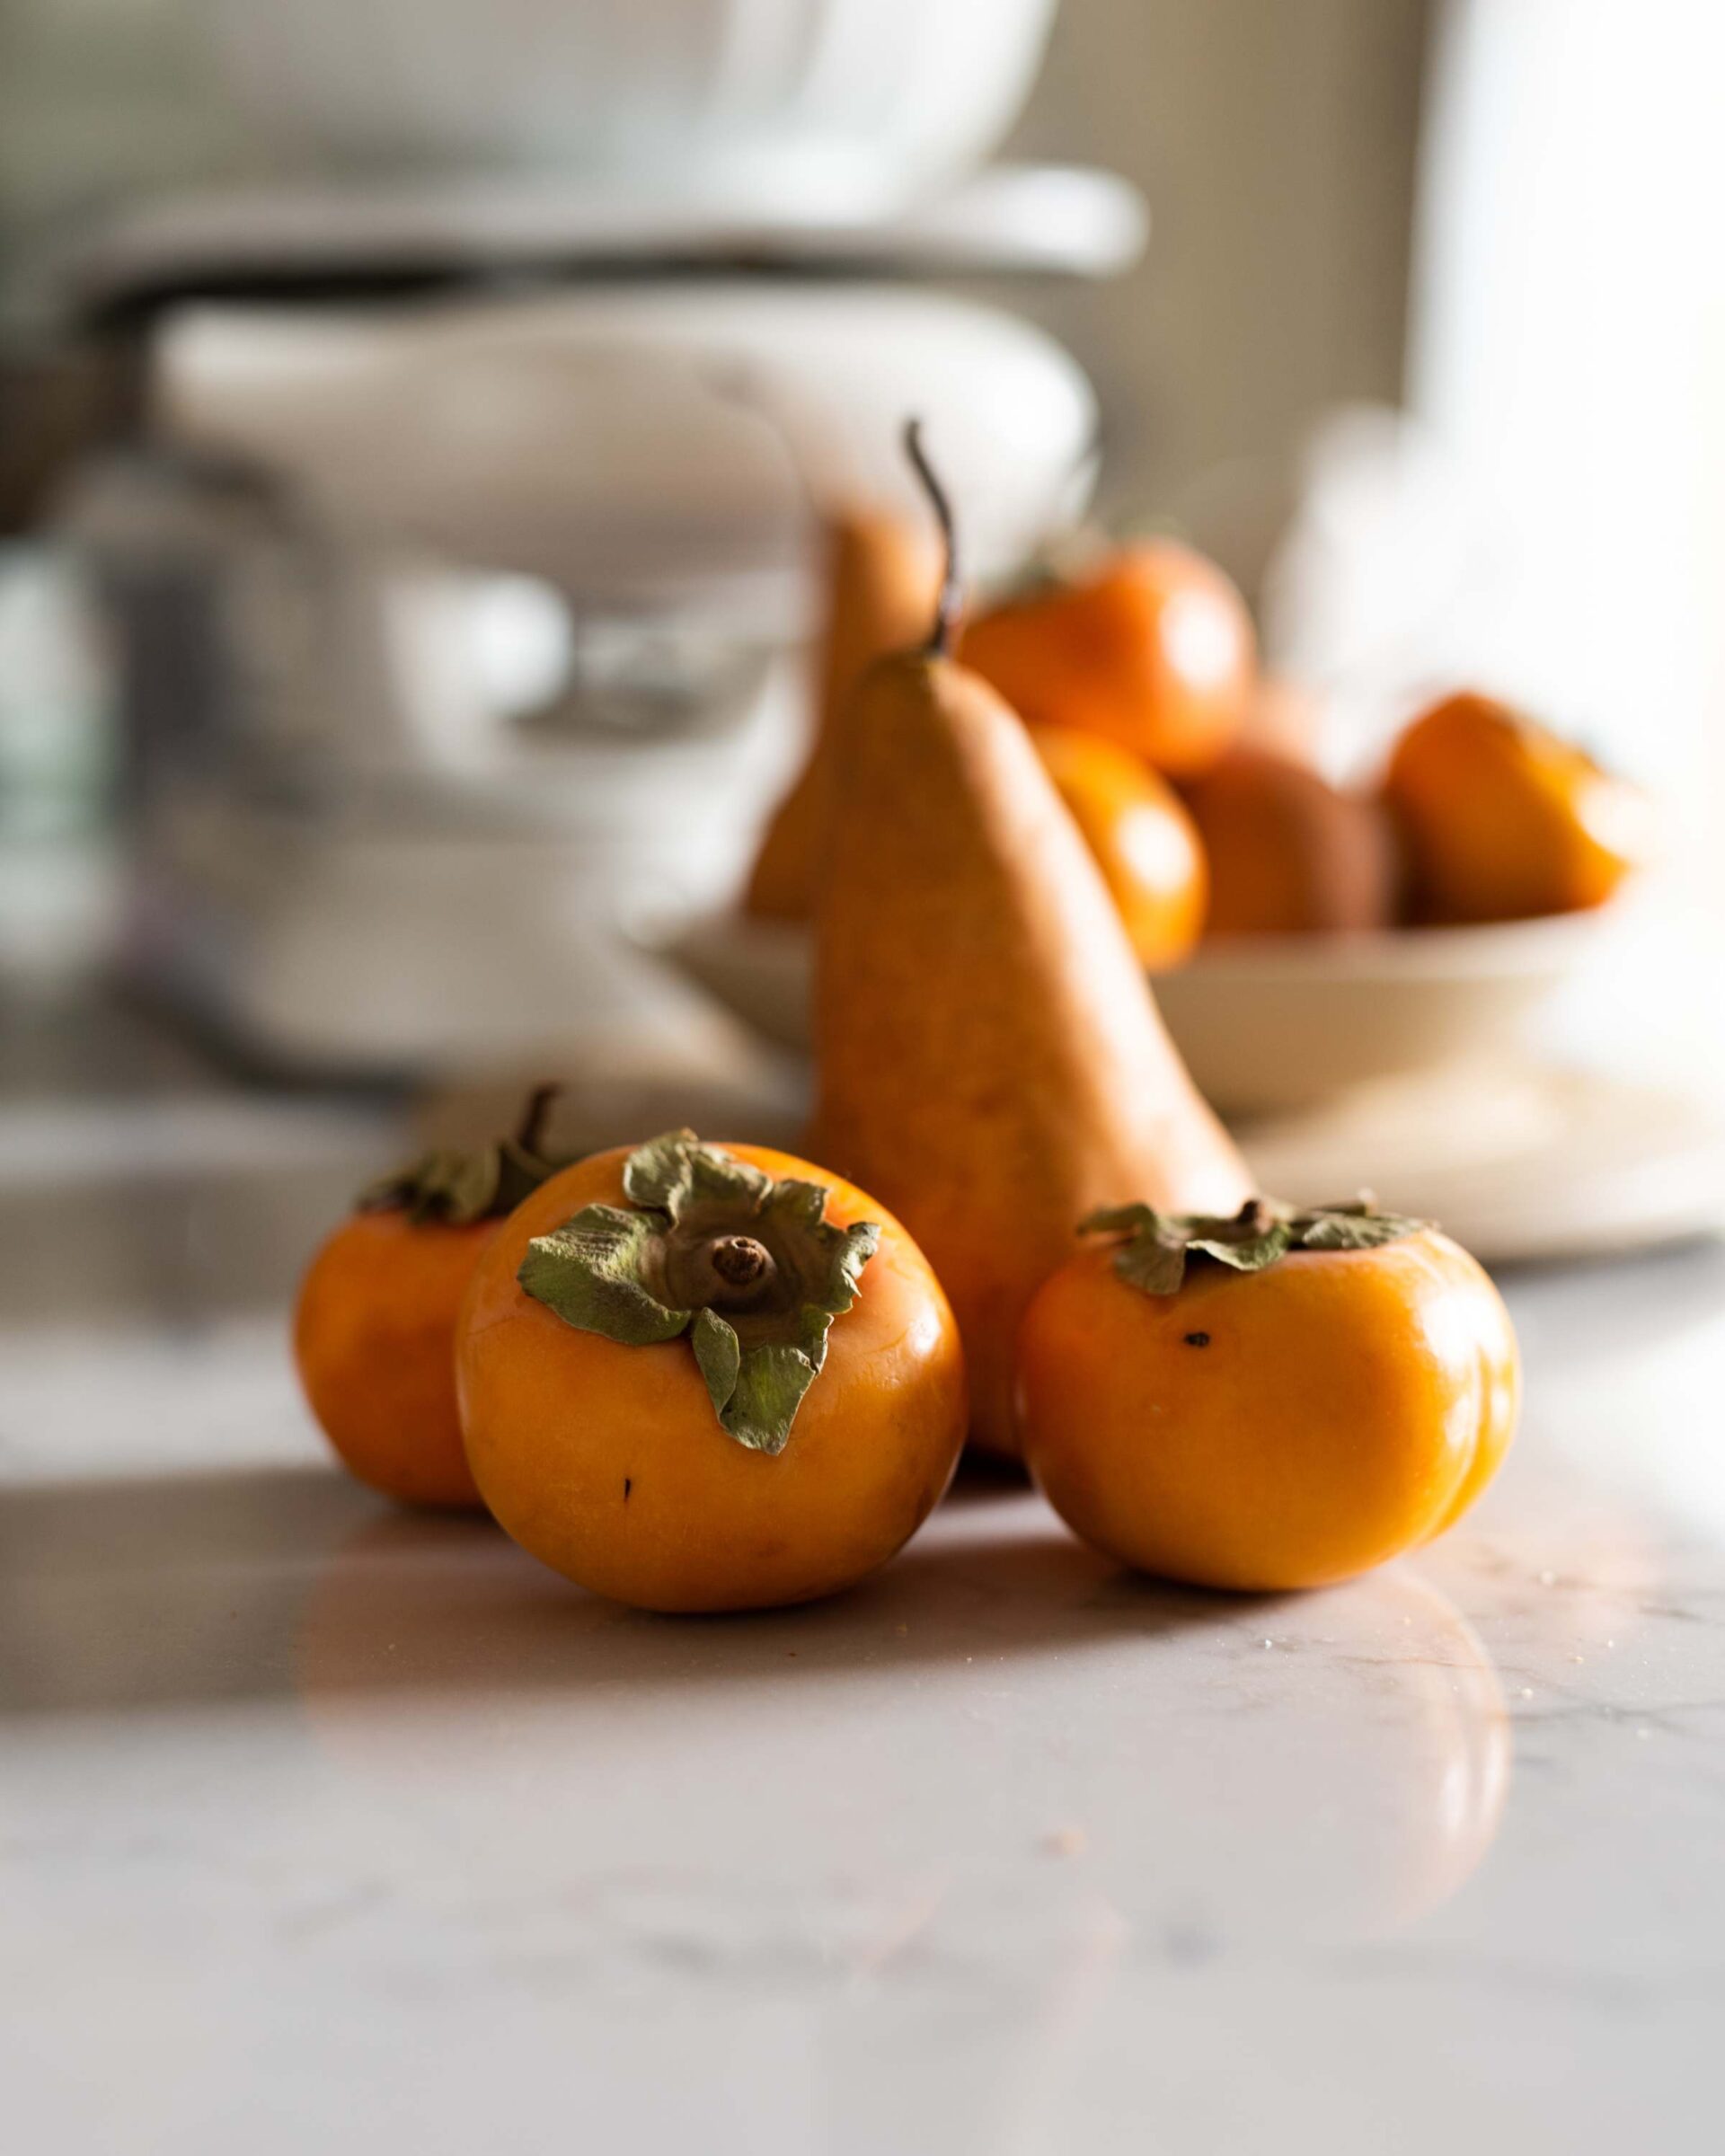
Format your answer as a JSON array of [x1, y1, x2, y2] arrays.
[[360, 1083, 565, 1226], [517, 1129, 880, 1457], [1081, 1193, 1429, 1298], [984, 526, 1118, 609]]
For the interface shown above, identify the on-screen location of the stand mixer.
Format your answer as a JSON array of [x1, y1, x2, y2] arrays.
[[41, 1, 1146, 1079]]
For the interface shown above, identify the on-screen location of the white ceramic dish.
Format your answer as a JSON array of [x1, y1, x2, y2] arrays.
[[150, 286, 1098, 607], [210, 0, 1059, 216], [66, 167, 1148, 316], [1146, 914, 1616, 1116], [658, 905, 1620, 1117]]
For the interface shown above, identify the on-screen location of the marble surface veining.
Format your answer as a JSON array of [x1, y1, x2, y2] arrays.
[[2, 1000, 1723, 2155]]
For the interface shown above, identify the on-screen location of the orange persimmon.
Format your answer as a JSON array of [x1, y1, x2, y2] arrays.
[[455, 1130, 967, 1613], [1018, 1198, 1519, 1592], [294, 1090, 564, 1511], [1030, 723, 1208, 968], [1182, 746, 1401, 937], [1383, 691, 1651, 923], [961, 539, 1256, 777]]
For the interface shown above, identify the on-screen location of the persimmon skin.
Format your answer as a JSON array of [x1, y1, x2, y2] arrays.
[[1030, 724, 1208, 968], [1383, 692, 1651, 923], [455, 1144, 968, 1613], [295, 1210, 492, 1510], [1017, 1230, 1519, 1593], [1182, 747, 1402, 937], [962, 541, 1256, 777]]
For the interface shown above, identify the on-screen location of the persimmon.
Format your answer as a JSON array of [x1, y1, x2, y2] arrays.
[[961, 539, 1255, 777], [455, 1129, 967, 1613], [1018, 1197, 1519, 1592], [1383, 691, 1651, 923], [1030, 724, 1208, 968], [1182, 746, 1401, 937], [294, 1088, 564, 1510]]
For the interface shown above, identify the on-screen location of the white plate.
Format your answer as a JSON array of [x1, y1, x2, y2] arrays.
[[1240, 1061, 1725, 1265]]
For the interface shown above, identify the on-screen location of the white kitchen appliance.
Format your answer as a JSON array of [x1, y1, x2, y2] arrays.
[[46, 2, 1145, 1077]]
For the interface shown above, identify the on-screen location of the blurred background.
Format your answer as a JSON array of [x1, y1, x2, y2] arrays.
[[2, 0, 1722, 1262]]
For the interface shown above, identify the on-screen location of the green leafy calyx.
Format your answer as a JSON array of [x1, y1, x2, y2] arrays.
[[1082, 1193, 1428, 1297], [518, 1129, 880, 1457], [361, 1084, 565, 1227]]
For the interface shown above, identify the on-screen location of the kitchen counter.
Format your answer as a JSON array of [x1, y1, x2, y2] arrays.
[[3, 991, 1723, 2155]]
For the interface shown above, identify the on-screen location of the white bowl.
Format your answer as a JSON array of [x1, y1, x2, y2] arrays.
[[658, 906, 1618, 1117], [1146, 915, 1613, 1115], [211, 0, 1059, 216]]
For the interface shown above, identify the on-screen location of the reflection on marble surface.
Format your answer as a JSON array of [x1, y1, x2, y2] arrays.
[[283, 1499, 1511, 1948], [2, 1012, 1725, 2153], [3, 1459, 1525, 2142]]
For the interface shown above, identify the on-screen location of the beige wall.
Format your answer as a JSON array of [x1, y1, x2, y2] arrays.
[[1000, 0, 1429, 518]]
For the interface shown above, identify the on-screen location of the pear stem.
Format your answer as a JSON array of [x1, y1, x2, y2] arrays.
[[904, 418, 962, 658], [515, 1083, 560, 1157]]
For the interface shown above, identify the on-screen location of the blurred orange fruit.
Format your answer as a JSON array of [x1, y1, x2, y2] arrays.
[[962, 540, 1256, 777], [1383, 692, 1651, 923], [1182, 747, 1401, 936], [1030, 723, 1208, 968]]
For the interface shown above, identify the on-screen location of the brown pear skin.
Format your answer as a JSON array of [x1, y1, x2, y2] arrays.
[[744, 510, 943, 922], [806, 648, 1252, 1455]]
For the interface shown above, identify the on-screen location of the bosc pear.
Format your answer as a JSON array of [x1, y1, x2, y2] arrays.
[[806, 426, 1251, 1454], [744, 508, 943, 922]]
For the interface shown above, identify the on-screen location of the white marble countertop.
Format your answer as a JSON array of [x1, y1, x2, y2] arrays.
[[3, 997, 1723, 2155]]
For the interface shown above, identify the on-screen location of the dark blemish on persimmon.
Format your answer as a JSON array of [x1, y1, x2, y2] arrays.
[[1183, 1331, 1211, 1348], [624, 1478, 632, 1502]]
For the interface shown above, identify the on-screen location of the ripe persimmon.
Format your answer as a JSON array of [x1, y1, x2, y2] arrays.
[[1030, 724, 1208, 968], [294, 1089, 564, 1510], [961, 540, 1256, 777], [1383, 691, 1651, 923], [1018, 1197, 1519, 1591], [455, 1130, 967, 1613], [1181, 746, 1401, 937]]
